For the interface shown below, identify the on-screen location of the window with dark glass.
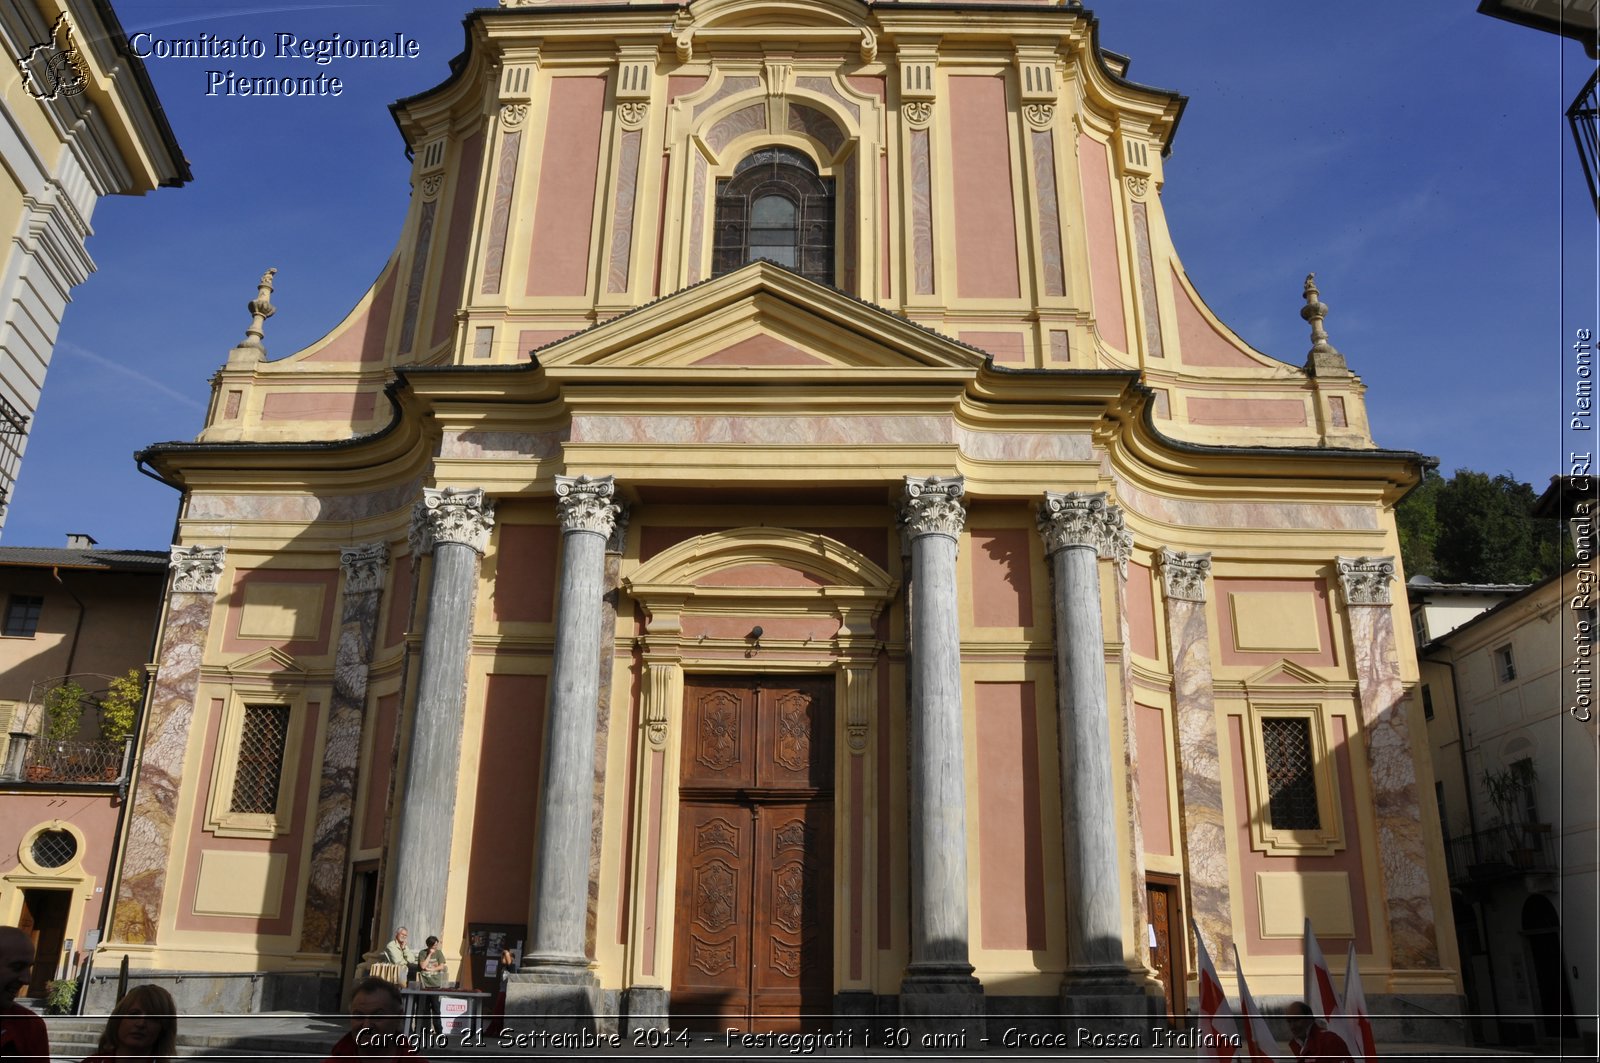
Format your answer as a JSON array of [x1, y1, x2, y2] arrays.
[[712, 147, 835, 286], [3, 594, 43, 637], [1261, 716, 1320, 830]]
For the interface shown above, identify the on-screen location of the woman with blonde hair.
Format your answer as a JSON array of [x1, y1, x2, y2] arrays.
[[82, 983, 177, 1062]]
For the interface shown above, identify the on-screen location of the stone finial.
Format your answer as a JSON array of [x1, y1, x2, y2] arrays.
[[1301, 273, 1348, 376], [555, 474, 621, 536], [1159, 548, 1212, 603], [1336, 555, 1396, 606], [340, 542, 390, 594], [899, 475, 967, 540], [169, 545, 226, 594], [238, 268, 277, 351], [409, 487, 495, 556]]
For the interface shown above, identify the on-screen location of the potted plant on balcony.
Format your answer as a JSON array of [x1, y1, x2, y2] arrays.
[[97, 668, 143, 779], [1484, 761, 1540, 868]]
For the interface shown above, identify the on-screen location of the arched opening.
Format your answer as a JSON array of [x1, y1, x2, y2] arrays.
[[712, 147, 835, 285]]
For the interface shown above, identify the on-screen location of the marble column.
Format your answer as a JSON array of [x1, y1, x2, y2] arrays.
[[896, 475, 983, 1029], [1337, 556, 1439, 970], [1037, 492, 1156, 1029], [111, 546, 226, 944], [390, 489, 494, 946], [507, 475, 620, 1034], [1157, 548, 1232, 968], [301, 543, 389, 955]]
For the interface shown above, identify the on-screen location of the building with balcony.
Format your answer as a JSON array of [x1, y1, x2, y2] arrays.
[[1411, 536, 1598, 1051], [98, 0, 1463, 1040], [0, 536, 165, 1000], [0, 0, 188, 531]]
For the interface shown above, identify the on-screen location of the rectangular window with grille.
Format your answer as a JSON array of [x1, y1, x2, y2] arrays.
[[230, 703, 290, 815], [1261, 716, 1320, 831], [1493, 644, 1516, 683]]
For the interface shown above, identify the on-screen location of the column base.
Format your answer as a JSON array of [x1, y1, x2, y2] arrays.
[[1059, 966, 1162, 1039], [618, 986, 669, 1038], [899, 965, 985, 1047], [502, 960, 601, 1038]]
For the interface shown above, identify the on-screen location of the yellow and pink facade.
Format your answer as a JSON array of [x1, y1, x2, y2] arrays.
[[99, 0, 1462, 1037]]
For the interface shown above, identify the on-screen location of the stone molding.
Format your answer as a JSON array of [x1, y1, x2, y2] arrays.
[[555, 474, 621, 537], [169, 546, 226, 594], [899, 475, 966, 540], [409, 487, 496, 556], [340, 542, 390, 594], [1159, 548, 1212, 603], [1336, 555, 1395, 606]]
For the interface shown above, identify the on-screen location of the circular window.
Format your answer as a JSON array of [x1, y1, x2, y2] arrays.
[[31, 829, 77, 869]]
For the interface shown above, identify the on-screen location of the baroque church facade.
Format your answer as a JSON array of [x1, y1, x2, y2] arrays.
[[97, 0, 1463, 1036]]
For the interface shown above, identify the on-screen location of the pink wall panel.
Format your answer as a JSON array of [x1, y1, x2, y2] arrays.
[[221, 569, 340, 657], [1126, 562, 1159, 660], [1213, 578, 1337, 669], [526, 78, 608, 297], [491, 524, 558, 623], [958, 332, 1026, 363], [360, 693, 400, 851], [969, 527, 1033, 627], [976, 681, 1046, 951], [260, 391, 379, 422], [1134, 703, 1173, 856], [465, 674, 546, 925], [431, 130, 486, 348], [303, 268, 397, 363], [1172, 266, 1260, 368], [1078, 134, 1127, 351], [1187, 397, 1308, 427], [949, 76, 1020, 299], [383, 554, 413, 650]]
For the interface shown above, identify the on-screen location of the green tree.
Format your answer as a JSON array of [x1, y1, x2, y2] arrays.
[[1418, 469, 1565, 585], [41, 680, 87, 742], [1396, 468, 1444, 578], [98, 667, 144, 743]]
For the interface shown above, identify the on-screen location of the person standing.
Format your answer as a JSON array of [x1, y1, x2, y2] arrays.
[[80, 983, 178, 1061], [416, 936, 447, 1036], [1286, 1001, 1356, 1063], [0, 926, 48, 1062], [320, 977, 427, 1061]]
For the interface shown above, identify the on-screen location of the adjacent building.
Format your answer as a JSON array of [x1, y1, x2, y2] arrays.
[[0, 536, 165, 999], [96, 0, 1463, 1039], [0, 0, 188, 530]]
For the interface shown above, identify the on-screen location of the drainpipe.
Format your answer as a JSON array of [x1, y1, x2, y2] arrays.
[[51, 566, 86, 681]]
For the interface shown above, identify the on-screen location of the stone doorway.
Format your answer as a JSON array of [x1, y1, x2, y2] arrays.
[[671, 675, 833, 1033]]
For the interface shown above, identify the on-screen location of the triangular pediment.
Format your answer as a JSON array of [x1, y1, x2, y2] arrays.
[[1242, 660, 1323, 687], [224, 647, 307, 678], [532, 263, 988, 374]]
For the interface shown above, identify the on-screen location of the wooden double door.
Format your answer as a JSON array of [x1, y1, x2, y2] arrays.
[[671, 676, 833, 1033]]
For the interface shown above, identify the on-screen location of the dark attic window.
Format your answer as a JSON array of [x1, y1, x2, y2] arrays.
[[712, 147, 835, 287]]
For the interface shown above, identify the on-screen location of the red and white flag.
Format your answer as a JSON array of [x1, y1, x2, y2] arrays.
[[1343, 943, 1378, 1062], [1232, 943, 1285, 1062], [1303, 919, 1361, 1055], [1193, 921, 1240, 1060]]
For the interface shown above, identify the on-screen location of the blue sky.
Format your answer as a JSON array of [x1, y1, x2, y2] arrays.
[[4, 1, 1594, 547]]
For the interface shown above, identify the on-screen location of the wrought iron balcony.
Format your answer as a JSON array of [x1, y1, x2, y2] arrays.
[[1572, 68, 1600, 217], [16, 736, 131, 784], [1444, 823, 1556, 885]]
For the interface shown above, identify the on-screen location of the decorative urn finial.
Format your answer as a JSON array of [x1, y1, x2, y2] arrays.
[[239, 268, 277, 351], [1300, 272, 1348, 375]]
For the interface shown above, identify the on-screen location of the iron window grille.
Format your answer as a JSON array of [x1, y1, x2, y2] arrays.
[[230, 703, 291, 815], [1261, 716, 1321, 831], [31, 828, 77, 868], [712, 147, 835, 286]]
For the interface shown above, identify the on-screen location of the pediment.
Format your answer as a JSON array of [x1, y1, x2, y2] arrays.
[[1242, 660, 1324, 687], [532, 263, 987, 374], [224, 647, 307, 678]]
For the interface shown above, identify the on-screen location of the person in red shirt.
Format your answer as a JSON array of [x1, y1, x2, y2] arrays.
[[1286, 1000, 1356, 1063], [321, 976, 428, 1061], [0, 926, 49, 1062]]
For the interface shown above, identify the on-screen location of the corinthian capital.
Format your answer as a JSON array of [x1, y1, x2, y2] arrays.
[[556, 475, 621, 536], [899, 475, 966, 540], [1159, 548, 1212, 603], [169, 545, 226, 594], [1037, 491, 1128, 560], [1335, 555, 1395, 606], [340, 542, 390, 594], [409, 487, 495, 556]]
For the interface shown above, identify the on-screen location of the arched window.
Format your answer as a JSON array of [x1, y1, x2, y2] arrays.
[[712, 147, 835, 285]]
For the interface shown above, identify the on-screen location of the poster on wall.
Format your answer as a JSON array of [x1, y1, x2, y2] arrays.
[[465, 923, 525, 992]]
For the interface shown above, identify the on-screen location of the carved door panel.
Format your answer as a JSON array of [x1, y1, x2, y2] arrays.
[[672, 676, 833, 1033], [1145, 874, 1185, 1026]]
